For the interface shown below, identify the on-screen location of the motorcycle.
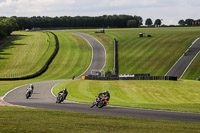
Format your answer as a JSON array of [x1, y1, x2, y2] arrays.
[[90, 95, 109, 108], [26, 87, 33, 99], [56, 93, 66, 103]]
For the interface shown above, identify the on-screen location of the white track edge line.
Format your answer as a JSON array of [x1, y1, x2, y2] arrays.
[[165, 38, 200, 77]]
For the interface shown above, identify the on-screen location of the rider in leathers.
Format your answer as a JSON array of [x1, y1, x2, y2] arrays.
[[58, 88, 68, 100], [27, 84, 34, 92], [98, 91, 110, 100]]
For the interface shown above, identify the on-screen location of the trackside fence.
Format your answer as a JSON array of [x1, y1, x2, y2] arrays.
[[85, 74, 177, 81]]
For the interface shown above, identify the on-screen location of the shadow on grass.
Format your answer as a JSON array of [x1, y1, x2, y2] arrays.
[[0, 57, 8, 59], [0, 34, 29, 59], [0, 53, 11, 55]]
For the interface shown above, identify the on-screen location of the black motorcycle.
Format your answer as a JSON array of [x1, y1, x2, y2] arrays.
[[90, 95, 109, 108], [56, 93, 66, 103]]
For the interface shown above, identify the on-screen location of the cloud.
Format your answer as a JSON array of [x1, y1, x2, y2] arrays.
[[107, 0, 158, 7], [0, 0, 12, 7], [0, 0, 200, 24], [0, 0, 76, 16]]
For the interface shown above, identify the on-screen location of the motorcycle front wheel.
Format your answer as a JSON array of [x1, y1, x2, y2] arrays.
[[90, 101, 96, 108], [26, 93, 30, 99]]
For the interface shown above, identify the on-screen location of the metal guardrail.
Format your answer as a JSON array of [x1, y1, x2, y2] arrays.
[[85, 74, 177, 81]]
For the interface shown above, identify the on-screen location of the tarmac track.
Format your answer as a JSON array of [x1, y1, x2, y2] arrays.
[[165, 38, 200, 78], [3, 32, 200, 122]]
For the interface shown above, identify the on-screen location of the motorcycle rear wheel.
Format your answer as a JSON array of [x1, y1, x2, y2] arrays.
[[98, 101, 105, 108]]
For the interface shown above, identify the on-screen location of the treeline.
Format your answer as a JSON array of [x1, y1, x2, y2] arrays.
[[0, 17, 18, 38], [1, 15, 143, 30], [178, 19, 200, 26]]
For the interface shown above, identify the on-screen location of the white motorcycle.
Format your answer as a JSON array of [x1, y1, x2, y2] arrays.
[[26, 87, 33, 99]]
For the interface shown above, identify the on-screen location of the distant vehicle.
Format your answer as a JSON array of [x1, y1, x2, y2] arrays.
[[95, 29, 105, 33], [90, 93, 109, 108]]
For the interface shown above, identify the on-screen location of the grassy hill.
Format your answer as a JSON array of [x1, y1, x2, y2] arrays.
[[0, 31, 92, 95], [78, 27, 200, 79], [1, 28, 200, 132], [0, 31, 55, 78], [34, 31, 92, 80], [54, 79, 200, 113]]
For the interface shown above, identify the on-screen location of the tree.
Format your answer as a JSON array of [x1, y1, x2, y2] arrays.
[[154, 19, 162, 27], [185, 19, 194, 26], [0, 17, 18, 37], [127, 20, 138, 27], [145, 18, 153, 27], [178, 19, 185, 26], [133, 15, 143, 27]]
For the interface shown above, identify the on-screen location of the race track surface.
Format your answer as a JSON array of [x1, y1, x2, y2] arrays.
[[3, 32, 200, 122], [166, 38, 200, 78]]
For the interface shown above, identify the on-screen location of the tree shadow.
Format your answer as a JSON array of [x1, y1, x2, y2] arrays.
[[0, 57, 8, 59], [0, 34, 29, 59], [0, 53, 11, 55]]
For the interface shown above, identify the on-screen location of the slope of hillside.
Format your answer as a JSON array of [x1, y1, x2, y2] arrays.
[[80, 27, 200, 79]]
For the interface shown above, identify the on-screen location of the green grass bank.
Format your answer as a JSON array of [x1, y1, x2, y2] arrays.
[[0, 106, 199, 133], [72, 27, 200, 80], [0, 31, 92, 96], [0, 31, 55, 78], [54, 79, 200, 113]]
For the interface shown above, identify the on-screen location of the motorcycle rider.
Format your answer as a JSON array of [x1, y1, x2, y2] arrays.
[[27, 84, 34, 92], [30, 84, 34, 91], [98, 91, 110, 100], [26, 84, 34, 98], [58, 88, 68, 101]]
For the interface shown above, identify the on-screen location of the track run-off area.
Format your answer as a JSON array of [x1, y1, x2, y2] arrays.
[[2, 32, 200, 122]]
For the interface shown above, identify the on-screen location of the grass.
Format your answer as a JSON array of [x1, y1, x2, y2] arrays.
[[0, 31, 92, 96], [0, 31, 55, 78], [1, 28, 200, 132], [0, 106, 200, 133], [182, 50, 200, 80], [72, 27, 200, 79], [54, 79, 200, 113], [34, 31, 92, 80]]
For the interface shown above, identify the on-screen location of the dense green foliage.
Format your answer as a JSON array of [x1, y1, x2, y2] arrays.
[[3, 15, 143, 30], [154, 19, 162, 27], [54, 79, 200, 113], [0, 17, 18, 38], [145, 18, 153, 27], [178, 18, 200, 26]]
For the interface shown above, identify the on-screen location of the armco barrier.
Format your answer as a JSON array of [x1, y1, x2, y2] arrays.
[[113, 38, 118, 75], [85, 75, 177, 81], [0, 32, 59, 81]]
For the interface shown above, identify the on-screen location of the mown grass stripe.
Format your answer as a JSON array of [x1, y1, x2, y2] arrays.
[[54, 79, 200, 113]]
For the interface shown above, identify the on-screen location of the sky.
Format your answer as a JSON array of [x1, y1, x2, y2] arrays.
[[0, 0, 200, 25]]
